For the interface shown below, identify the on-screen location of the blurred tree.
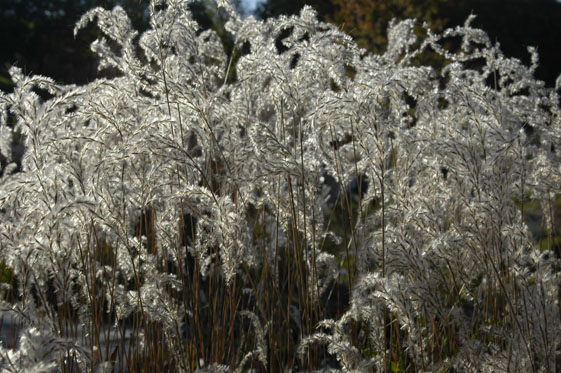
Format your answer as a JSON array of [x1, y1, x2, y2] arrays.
[[0, 0, 150, 91], [0, 0, 246, 92], [2, 0, 559, 89], [256, 0, 335, 21], [345, 0, 561, 87], [257, 0, 561, 87], [328, 0, 450, 52], [444, 0, 561, 87], [1, 0, 88, 90]]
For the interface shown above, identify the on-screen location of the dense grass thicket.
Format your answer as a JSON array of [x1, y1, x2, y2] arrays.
[[1, 0, 560, 371]]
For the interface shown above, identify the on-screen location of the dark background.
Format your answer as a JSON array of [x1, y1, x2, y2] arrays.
[[1, 0, 560, 91], [1, 0, 149, 90]]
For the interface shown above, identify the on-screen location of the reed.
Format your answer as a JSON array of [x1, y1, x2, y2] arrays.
[[0, 1, 560, 371]]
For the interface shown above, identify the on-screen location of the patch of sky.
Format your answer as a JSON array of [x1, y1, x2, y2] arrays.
[[240, 0, 264, 15]]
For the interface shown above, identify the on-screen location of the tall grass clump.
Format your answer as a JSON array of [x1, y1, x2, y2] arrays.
[[0, 0, 560, 371]]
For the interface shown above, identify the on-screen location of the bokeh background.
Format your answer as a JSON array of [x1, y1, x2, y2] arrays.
[[1, 0, 560, 93]]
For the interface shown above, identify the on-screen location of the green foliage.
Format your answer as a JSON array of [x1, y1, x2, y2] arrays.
[[0, 261, 13, 284]]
